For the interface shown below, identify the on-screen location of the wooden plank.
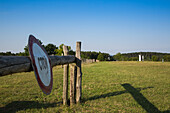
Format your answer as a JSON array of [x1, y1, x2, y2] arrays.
[[70, 65, 77, 106], [76, 42, 82, 103], [63, 45, 69, 105], [0, 55, 75, 76], [49, 55, 75, 67]]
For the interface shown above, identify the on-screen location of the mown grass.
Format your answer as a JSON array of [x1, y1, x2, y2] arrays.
[[0, 61, 170, 113]]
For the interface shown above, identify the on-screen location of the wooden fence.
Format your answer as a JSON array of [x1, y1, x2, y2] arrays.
[[0, 42, 82, 106]]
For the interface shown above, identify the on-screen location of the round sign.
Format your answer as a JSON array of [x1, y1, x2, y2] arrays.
[[28, 35, 53, 95]]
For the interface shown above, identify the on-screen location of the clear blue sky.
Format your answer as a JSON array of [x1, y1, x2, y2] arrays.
[[0, 0, 170, 55]]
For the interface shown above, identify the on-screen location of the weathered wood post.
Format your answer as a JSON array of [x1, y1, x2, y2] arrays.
[[70, 65, 77, 106], [76, 42, 82, 103], [63, 45, 69, 105], [61, 53, 64, 68]]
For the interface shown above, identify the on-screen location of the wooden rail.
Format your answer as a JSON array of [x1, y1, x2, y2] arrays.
[[0, 55, 76, 76]]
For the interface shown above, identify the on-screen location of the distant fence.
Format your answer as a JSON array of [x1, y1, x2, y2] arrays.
[[0, 42, 82, 106], [82, 59, 100, 63]]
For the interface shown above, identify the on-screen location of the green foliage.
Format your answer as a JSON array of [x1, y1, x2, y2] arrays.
[[163, 55, 170, 62], [54, 44, 64, 56], [121, 56, 129, 61], [81, 51, 111, 61], [97, 53, 105, 61], [24, 45, 29, 56], [152, 55, 159, 61], [97, 52, 110, 61], [0, 52, 15, 56], [68, 50, 75, 55], [81, 51, 98, 59], [16, 52, 28, 56], [54, 44, 72, 56], [113, 53, 122, 61], [129, 57, 138, 61], [45, 44, 58, 55]]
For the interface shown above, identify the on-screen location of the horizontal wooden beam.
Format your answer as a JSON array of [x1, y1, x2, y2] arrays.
[[0, 55, 76, 76], [49, 56, 75, 67]]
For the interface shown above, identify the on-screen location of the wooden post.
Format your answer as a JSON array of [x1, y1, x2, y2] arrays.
[[63, 45, 69, 105], [76, 42, 82, 103], [70, 65, 77, 106], [61, 53, 64, 68]]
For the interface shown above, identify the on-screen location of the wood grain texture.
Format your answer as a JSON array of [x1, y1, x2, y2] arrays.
[[70, 65, 77, 106], [76, 42, 82, 103], [0, 55, 75, 76], [63, 45, 69, 105]]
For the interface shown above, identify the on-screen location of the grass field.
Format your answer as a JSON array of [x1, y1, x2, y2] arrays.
[[0, 61, 170, 113]]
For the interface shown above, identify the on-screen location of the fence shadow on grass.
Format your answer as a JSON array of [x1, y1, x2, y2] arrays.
[[0, 101, 62, 113], [121, 83, 164, 113], [84, 84, 169, 112], [83, 85, 153, 102]]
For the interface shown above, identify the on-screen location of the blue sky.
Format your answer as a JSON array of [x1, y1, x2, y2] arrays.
[[0, 0, 170, 55]]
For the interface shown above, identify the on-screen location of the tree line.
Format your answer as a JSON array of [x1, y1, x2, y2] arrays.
[[1, 40, 170, 61], [0, 40, 112, 61], [113, 52, 170, 62], [81, 51, 113, 61]]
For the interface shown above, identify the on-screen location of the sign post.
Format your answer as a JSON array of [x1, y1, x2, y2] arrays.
[[28, 35, 53, 95]]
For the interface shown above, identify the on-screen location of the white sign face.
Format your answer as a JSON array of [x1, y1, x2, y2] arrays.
[[28, 35, 53, 95], [32, 43, 51, 86]]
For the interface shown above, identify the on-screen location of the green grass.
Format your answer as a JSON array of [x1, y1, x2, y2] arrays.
[[0, 61, 170, 113]]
